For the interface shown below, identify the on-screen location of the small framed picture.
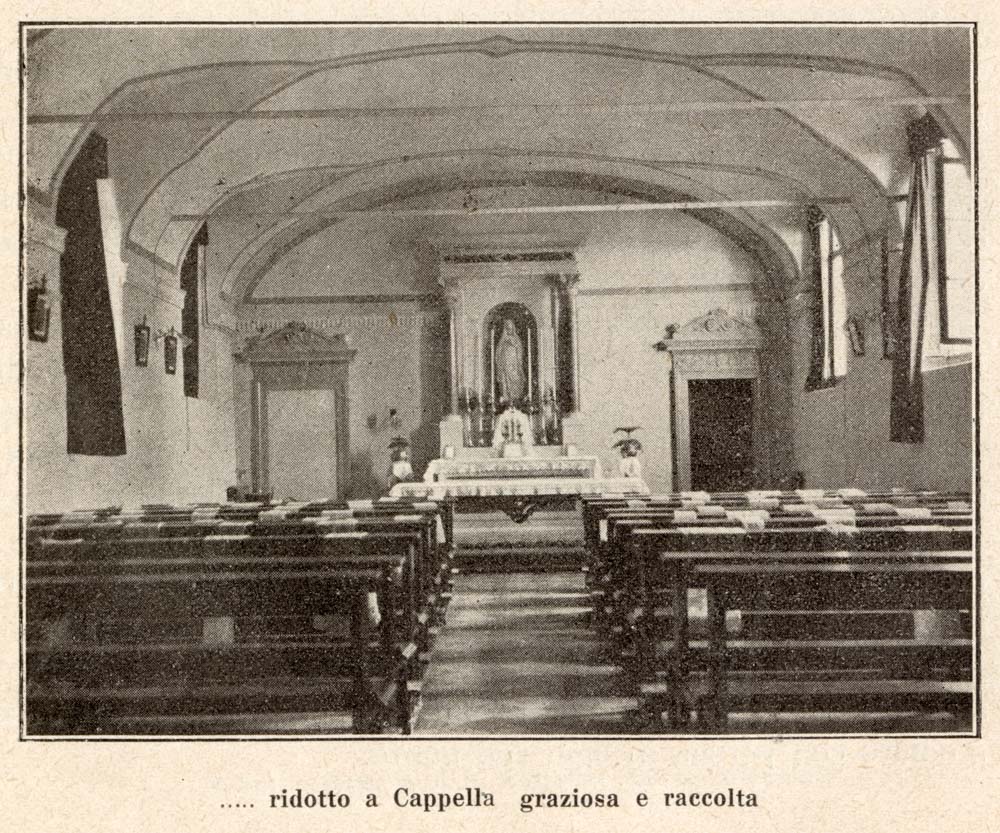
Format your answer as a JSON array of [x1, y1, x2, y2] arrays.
[[163, 332, 178, 374], [847, 315, 865, 356], [27, 279, 50, 343], [134, 318, 150, 366]]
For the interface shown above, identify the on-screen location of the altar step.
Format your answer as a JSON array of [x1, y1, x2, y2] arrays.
[[453, 545, 586, 572], [452, 509, 585, 572]]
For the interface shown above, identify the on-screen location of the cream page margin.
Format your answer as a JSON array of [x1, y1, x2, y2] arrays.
[[2, 3, 997, 832]]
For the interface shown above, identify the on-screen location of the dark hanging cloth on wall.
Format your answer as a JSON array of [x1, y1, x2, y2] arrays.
[[804, 206, 827, 391], [181, 223, 208, 398], [55, 132, 127, 456], [890, 114, 943, 444]]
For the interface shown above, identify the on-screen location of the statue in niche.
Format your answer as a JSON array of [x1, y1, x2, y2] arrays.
[[495, 319, 527, 405]]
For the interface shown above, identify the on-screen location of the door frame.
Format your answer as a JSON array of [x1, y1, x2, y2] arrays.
[[235, 322, 356, 499], [659, 309, 767, 491]]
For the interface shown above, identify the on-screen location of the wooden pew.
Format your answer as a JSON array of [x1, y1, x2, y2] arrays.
[[25, 496, 452, 729], [26, 497, 453, 641], [627, 525, 973, 731], [26, 530, 422, 735], [582, 492, 971, 635], [693, 558, 972, 728]]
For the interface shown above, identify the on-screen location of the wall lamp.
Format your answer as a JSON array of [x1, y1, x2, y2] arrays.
[[135, 322, 191, 374], [154, 326, 191, 375]]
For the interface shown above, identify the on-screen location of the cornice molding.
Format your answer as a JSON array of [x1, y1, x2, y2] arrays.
[[235, 321, 356, 365]]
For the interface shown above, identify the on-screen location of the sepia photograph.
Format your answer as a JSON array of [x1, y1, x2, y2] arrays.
[[21, 22, 976, 740]]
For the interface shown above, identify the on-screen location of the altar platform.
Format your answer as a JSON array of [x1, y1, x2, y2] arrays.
[[389, 456, 648, 571]]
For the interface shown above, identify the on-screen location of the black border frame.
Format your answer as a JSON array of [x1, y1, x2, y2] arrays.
[[18, 19, 981, 742]]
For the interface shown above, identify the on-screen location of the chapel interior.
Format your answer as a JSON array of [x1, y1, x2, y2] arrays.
[[23, 25, 975, 736]]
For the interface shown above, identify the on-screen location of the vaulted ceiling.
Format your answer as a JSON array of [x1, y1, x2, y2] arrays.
[[25, 26, 973, 292]]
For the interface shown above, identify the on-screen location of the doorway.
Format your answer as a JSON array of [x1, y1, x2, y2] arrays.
[[238, 323, 355, 501], [687, 378, 754, 491]]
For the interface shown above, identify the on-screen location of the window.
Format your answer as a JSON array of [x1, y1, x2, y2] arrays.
[[805, 208, 847, 390], [889, 126, 973, 361], [931, 138, 974, 347]]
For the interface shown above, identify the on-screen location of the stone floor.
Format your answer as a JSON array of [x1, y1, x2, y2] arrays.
[[413, 572, 970, 736], [414, 572, 638, 735]]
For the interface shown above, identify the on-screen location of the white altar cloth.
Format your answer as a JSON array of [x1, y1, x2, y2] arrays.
[[390, 475, 648, 500]]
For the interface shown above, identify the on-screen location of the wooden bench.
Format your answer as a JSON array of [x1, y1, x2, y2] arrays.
[[627, 526, 973, 731], [26, 529, 424, 735], [27, 498, 453, 640]]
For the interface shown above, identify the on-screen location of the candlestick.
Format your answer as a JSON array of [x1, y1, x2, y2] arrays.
[[472, 331, 480, 396], [527, 330, 533, 405], [490, 324, 496, 410]]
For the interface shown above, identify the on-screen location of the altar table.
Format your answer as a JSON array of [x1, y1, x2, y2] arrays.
[[390, 459, 648, 524]]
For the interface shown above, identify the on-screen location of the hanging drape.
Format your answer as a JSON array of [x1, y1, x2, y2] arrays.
[[890, 113, 943, 444], [181, 223, 208, 398], [804, 206, 827, 391], [56, 131, 127, 456]]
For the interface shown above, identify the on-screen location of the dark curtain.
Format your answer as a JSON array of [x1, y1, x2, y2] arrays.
[[804, 206, 827, 391], [181, 223, 208, 398], [890, 114, 943, 444], [55, 132, 126, 456]]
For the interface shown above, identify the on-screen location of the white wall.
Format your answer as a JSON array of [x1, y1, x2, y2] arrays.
[[240, 202, 773, 495], [789, 233, 973, 492], [24, 201, 237, 514]]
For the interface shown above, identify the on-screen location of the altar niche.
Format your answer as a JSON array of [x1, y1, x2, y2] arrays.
[[464, 303, 564, 449], [437, 248, 581, 456], [486, 303, 537, 409]]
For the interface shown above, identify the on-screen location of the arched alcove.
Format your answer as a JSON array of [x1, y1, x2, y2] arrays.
[[483, 302, 539, 411]]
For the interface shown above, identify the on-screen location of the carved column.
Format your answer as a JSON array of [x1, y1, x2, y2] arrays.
[[557, 273, 582, 413], [538, 276, 556, 399], [444, 286, 460, 415]]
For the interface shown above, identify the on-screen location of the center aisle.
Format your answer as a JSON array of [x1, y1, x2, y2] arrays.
[[414, 572, 637, 735]]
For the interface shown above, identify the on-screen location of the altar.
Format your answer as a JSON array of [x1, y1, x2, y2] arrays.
[[390, 454, 647, 568], [393, 241, 648, 566], [390, 455, 648, 523]]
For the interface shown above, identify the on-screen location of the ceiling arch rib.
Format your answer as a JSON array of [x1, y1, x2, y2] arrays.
[[100, 41, 912, 264], [35, 62, 313, 205], [28, 29, 970, 218], [132, 106, 877, 268], [216, 155, 803, 307], [207, 149, 830, 284]]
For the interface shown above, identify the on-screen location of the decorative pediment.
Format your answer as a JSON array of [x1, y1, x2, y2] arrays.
[[236, 322, 356, 365], [655, 308, 763, 353]]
